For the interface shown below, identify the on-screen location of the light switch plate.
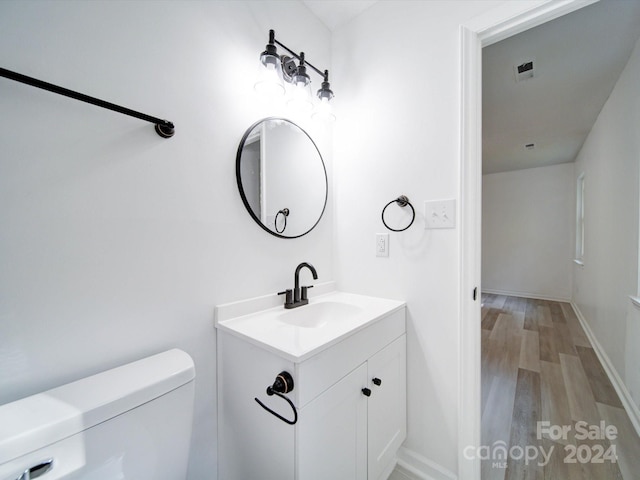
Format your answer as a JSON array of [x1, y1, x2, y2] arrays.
[[424, 199, 456, 229]]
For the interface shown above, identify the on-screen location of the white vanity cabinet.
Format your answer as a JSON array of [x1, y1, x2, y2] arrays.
[[366, 335, 407, 479], [297, 362, 368, 480], [216, 292, 406, 480], [297, 334, 406, 480]]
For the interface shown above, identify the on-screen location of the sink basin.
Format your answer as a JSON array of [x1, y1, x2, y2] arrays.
[[277, 301, 363, 328], [215, 285, 405, 362]]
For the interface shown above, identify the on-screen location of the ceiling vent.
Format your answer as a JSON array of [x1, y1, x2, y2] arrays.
[[514, 59, 535, 82]]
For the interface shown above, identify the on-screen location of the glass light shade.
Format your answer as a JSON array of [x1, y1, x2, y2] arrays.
[[254, 58, 285, 97], [287, 80, 313, 112], [312, 96, 336, 122]]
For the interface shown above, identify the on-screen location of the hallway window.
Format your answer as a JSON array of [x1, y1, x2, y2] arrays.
[[575, 172, 585, 262]]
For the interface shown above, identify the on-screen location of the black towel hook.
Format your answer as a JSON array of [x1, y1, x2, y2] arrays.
[[381, 195, 415, 232]]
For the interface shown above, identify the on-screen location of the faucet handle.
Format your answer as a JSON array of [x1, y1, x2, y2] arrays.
[[278, 289, 293, 306], [301, 285, 314, 301]]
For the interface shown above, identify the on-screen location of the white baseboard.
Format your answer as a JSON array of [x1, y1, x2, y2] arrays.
[[481, 288, 570, 303], [394, 447, 457, 480], [570, 302, 640, 437]]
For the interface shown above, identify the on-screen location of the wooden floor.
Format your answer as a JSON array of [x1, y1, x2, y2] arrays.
[[481, 294, 640, 480]]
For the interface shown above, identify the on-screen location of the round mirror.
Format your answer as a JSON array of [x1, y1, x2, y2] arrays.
[[236, 118, 328, 238]]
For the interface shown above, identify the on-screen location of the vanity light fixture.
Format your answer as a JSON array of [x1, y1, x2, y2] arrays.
[[254, 29, 335, 121], [287, 52, 314, 112], [312, 70, 335, 122], [255, 30, 286, 97]]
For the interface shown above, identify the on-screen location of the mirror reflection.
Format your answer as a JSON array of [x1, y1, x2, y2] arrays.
[[236, 118, 327, 238]]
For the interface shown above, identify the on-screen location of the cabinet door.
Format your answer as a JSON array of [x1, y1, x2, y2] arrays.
[[367, 335, 407, 480], [297, 363, 368, 480]]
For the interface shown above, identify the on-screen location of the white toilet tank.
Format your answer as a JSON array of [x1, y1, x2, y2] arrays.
[[0, 349, 195, 480]]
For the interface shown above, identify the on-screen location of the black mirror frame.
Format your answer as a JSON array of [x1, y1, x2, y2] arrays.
[[235, 117, 328, 239]]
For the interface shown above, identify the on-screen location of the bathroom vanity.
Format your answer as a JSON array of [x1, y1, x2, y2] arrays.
[[215, 284, 406, 480]]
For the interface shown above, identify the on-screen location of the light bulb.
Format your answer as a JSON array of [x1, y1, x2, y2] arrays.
[[254, 60, 285, 97], [287, 80, 313, 112], [312, 96, 336, 122]]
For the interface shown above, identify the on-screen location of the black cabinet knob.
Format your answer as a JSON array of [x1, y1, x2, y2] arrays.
[[362, 388, 372, 397], [372, 378, 382, 386]]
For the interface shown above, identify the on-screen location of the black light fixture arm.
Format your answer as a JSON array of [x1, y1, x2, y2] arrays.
[[273, 39, 325, 78], [268, 30, 329, 81], [0, 67, 175, 138]]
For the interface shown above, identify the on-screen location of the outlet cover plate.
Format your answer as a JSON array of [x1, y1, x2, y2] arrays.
[[424, 199, 456, 229], [376, 233, 389, 257]]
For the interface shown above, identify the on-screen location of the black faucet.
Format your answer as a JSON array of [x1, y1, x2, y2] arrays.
[[278, 262, 318, 309]]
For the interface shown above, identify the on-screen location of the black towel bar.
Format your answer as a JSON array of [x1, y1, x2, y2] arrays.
[[0, 67, 175, 138]]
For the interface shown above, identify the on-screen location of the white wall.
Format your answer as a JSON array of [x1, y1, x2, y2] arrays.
[[573, 35, 640, 404], [332, 1, 503, 475], [5, 0, 597, 477], [265, 122, 326, 234], [0, 2, 332, 477], [482, 163, 574, 301]]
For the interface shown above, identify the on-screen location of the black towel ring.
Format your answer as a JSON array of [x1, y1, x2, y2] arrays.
[[381, 195, 415, 232], [275, 208, 289, 234]]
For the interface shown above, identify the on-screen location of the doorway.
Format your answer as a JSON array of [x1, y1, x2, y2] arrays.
[[460, 1, 640, 478]]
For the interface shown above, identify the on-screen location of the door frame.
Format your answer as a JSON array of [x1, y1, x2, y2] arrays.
[[458, 1, 598, 478]]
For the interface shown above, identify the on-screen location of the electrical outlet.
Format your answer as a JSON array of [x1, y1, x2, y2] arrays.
[[376, 233, 389, 257], [424, 199, 456, 229]]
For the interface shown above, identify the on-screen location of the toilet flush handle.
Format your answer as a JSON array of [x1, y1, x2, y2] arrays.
[[15, 458, 54, 480]]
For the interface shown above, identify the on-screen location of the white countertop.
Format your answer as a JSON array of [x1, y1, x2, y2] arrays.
[[215, 287, 405, 362]]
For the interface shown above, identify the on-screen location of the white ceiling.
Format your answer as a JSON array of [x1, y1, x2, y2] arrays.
[[482, 0, 640, 175], [302, 0, 377, 30], [301, 1, 640, 175]]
